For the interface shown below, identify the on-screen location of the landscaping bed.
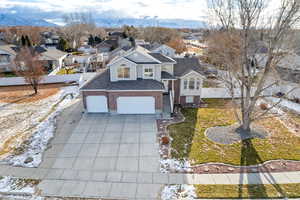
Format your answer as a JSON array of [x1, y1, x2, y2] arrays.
[[166, 99, 300, 172]]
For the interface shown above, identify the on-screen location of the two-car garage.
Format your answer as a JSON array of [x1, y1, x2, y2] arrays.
[[85, 95, 157, 114]]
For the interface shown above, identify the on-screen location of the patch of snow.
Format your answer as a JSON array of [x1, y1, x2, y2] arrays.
[[0, 176, 34, 194], [161, 185, 196, 200], [160, 159, 192, 173], [266, 97, 300, 114], [3, 86, 79, 167]]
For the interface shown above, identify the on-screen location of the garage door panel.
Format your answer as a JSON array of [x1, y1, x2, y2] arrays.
[[117, 97, 155, 114], [86, 96, 108, 113]]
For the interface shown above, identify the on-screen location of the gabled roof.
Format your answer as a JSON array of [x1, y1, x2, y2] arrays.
[[173, 57, 205, 77], [148, 53, 176, 63], [39, 47, 68, 61], [80, 70, 165, 91]]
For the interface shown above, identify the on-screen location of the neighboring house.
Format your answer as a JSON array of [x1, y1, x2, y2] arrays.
[[139, 43, 176, 57], [109, 46, 133, 61], [41, 32, 60, 47], [69, 54, 103, 72], [96, 39, 117, 53], [78, 45, 97, 54], [0, 44, 17, 72], [80, 47, 205, 115], [36, 46, 69, 72]]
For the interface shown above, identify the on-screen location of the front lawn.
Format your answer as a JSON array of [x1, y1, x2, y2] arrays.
[[56, 68, 76, 75], [168, 99, 300, 166], [195, 184, 300, 198]]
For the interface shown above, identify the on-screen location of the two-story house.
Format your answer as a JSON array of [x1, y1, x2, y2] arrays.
[[0, 45, 17, 72], [80, 47, 205, 115]]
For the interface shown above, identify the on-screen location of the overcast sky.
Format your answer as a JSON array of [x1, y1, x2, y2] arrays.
[[0, 0, 281, 21]]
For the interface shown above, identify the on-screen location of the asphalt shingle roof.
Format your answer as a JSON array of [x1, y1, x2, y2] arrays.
[[148, 53, 175, 63], [161, 71, 176, 80], [81, 70, 165, 91], [173, 57, 205, 77]]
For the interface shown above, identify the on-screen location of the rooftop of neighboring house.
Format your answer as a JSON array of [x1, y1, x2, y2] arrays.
[[173, 57, 205, 77], [0, 44, 17, 56], [37, 46, 68, 61], [96, 39, 118, 49], [139, 43, 162, 51]]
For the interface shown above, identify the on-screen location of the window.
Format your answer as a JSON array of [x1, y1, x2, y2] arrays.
[[184, 77, 202, 90], [189, 78, 195, 90], [184, 79, 188, 89], [144, 67, 154, 78], [196, 78, 201, 90], [118, 65, 130, 79], [0, 54, 10, 64], [186, 96, 194, 103]]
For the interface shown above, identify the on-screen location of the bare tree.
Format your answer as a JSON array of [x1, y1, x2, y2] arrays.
[[206, 0, 300, 132], [14, 47, 45, 94], [61, 12, 96, 48]]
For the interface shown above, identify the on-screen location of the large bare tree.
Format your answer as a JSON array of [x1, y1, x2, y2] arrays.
[[14, 47, 45, 94], [206, 0, 300, 132]]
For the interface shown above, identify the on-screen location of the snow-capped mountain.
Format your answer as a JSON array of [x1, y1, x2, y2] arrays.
[[0, 14, 57, 27], [0, 6, 206, 28]]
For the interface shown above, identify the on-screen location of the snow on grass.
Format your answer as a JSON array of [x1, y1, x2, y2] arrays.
[[160, 159, 192, 173], [161, 185, 196, 200], [266, 97, 300, 114], [0, 176, 40, 195], [2, 86, 79, 167]]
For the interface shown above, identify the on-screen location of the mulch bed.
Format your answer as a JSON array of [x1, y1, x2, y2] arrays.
[[157, 107, 185, 158]]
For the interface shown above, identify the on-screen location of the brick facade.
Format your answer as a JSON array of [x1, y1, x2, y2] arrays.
[[82, 90, 163, 113]]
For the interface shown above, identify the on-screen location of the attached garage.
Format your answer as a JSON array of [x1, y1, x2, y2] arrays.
[[117, 96, 156, 114], [86, 96, 108, 113]]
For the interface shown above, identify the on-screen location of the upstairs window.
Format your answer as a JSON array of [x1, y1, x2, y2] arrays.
[[184, 77, 201, 90], [189, 78, 195, 89], [118, 65, 130, 79], [183, 79, 188, 89], [144, 67, 154, 79]]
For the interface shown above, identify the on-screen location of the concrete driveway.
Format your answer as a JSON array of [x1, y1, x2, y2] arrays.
[[43, 113, 160, 173]]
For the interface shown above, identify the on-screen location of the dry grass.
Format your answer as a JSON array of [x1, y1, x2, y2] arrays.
[[195, 184, 300, 198], [169, 99, 300, 166], [0, 84, 64, 103]]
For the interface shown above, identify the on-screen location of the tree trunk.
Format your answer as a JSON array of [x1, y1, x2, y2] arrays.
[[242, 111, 251, 132], [34, 85, 38, 94]]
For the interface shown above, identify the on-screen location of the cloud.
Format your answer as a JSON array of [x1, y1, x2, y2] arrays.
[[0, 0, 282, 21], [0, 0, 208, 20]]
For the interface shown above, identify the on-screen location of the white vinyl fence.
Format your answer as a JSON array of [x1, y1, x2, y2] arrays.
[[0, 73, 97, 87], [201, 87, 272, 98]]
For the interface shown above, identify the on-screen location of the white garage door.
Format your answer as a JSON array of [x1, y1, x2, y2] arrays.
[[117, 97, 155, 114], [86, 96, 108, 113]]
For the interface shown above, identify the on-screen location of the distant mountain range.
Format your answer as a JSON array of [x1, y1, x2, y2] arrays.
[[0, 13, 206, 29], [0, 14, 57, 27]]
